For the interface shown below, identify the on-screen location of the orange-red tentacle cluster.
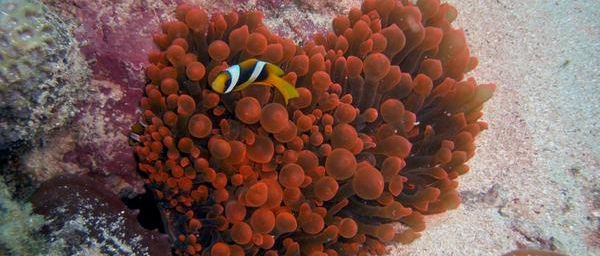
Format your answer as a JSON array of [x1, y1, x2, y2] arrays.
[[132, 0, 495, 255]]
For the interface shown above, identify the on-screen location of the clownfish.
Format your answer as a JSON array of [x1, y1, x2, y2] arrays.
[[211, 59, 299, 104]]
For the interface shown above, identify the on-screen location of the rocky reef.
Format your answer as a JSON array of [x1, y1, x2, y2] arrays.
[[0, 0, 89, 154], [31, 174, 170, 255]]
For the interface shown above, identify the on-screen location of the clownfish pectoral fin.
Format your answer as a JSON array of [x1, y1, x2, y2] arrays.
[[263, 75, 299, 104]]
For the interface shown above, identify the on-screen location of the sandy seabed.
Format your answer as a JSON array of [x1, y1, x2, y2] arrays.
[[391, 1, 600, 255]]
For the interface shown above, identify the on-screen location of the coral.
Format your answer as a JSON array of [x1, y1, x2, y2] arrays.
[[31, 174, 170, 255], [0, 0, 89, 154], [132, 0, 494, 255], [0, 176, 47, 255]]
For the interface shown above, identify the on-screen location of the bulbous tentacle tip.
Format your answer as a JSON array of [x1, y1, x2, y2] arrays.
[[132, 0, 494, 254]]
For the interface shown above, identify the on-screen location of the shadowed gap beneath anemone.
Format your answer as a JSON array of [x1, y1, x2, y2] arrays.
[[122, 191, 165, 233]]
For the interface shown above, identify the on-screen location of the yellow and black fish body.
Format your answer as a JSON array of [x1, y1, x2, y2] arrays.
[[211, 59, 299, 104]]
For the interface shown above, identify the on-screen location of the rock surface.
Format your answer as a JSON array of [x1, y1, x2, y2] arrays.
[[0, 0, 89, 154], [31, 174, 170, 255]]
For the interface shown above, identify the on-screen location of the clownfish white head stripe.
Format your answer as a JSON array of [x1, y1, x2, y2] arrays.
[[224, 64, 241, 93], [211, 58, 300, 104]]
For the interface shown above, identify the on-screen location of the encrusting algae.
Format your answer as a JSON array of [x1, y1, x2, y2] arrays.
[[131, 0, 495, 255], [0, 0, 89, 154]]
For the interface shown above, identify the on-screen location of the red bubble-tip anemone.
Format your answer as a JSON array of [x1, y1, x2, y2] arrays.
[[132, 0, 495, 255]]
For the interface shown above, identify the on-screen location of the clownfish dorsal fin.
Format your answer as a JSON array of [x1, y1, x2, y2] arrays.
[[264, 62, 285, 76], [238, 58, 258, 70]]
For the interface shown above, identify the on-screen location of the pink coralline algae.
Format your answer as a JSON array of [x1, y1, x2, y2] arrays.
[[132, 0, 495, 255]]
